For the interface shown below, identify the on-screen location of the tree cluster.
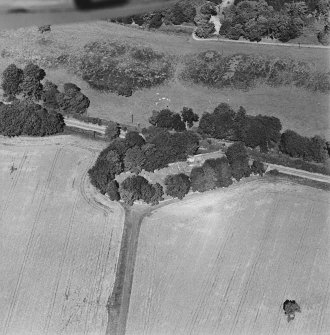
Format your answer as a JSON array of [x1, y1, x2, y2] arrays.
[[1, 63, 90, 115], [198, 103, 282, 153], [148, 107, 199, 131], [280, 130, 328, 163], [0, 100, 64, 137], [119, 176, 164, 205], [221, 0, 308, 42]]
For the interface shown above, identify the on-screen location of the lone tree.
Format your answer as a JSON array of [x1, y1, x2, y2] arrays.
[[283, 300, 301, 322]]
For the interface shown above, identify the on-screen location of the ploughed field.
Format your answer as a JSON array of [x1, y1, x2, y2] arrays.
[[0, 135, 124, 335], [126, 181, 330, 335]]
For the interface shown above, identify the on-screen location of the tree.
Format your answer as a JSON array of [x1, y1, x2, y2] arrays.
[[165, 173, 191, 199], [105, 121, 120, 141], [106, 180, 121, 201], [149, 12, 163, 29], [41, 81, 60, 112], [150, 183, 164, 205], [283, 300, 301, 322], [181, 107, 199, 128], [57, 83, 90, 114], [195, 22, 216, 38], [1, 64, 23, 99], [225, 142, 251, 181], [251, 160, 266, 176], [124, 146, 146, 173], [20, 63, 46, 100], [125, 131, 145, 148], [172, 113, 186, 132], [119, 175, 151, 205], [200, 2, 217, 16]]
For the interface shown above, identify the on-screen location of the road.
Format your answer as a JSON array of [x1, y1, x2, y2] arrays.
[[192, 32, 330, 50], [64, 117, 106, 134], [266, 163, 330, 184]]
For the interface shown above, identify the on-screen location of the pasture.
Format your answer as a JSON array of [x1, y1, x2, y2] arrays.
[[126, 180, 330, 335], [0, 135, 124, 335], [0, 21, 329, 137]]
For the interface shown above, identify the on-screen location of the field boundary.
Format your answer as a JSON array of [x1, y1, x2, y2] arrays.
[[191, 31, 330, 49]]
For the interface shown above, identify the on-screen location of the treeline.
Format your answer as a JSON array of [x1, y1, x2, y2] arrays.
[[198, 102, 329, 163]]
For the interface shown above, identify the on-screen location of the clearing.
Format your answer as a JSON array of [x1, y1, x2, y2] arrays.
[[126, 180, 330, 335], [0, 135, 124, 335]]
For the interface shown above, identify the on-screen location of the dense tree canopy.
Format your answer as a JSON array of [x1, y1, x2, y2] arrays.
[[165, 173, 191, 199]]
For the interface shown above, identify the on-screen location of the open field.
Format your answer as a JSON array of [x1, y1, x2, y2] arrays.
[[0, 21, 329, 137], [0, 135, 124, 335], [126, 180, 330, 335]]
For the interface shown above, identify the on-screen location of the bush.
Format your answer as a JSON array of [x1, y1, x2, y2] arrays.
[[20, 63, 46, 101], [149, 12, 163, 29], [106, 180, 121, 201], [124, 146, 146, 174], [165, 173, 191, 199], [148, 109, 186, 131], [283, 300, 301, 322], [181, 107, 199, 128], [125, 131, 145, 148], [251, 160, 266, 176]]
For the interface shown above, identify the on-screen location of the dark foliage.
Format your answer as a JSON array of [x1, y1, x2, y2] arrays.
[[106, 180, 121, 201], [78, 41, 173, 96], [195, 22, 216, 38], [41, 81, 60, 112], [181, 107, 199, 128], [20, 63, 46, 100], [251, 160, 266, 176], [149, 109, 186, 132], [124, 146, 146, 174], [165, 173, 191, 199], [125, 131, 145, 148], [163, 0, 197, 25], [1, 64, 23, 98], [190, 157, 232, 192], [200, 2, 217, 16], [280, 130, 328, 163], [105, 121, 120, 141], [283, 300, 301, 322], [226, 142, 251, 181], [0, 100, 64, 137], [57, 82, 90, 115], [119, 175, 163, 205], [149, 12, 163, 29]]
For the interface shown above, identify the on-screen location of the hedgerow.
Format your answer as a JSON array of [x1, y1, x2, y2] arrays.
[[75, 41, 174, 96], [182, 52, 330, 93]]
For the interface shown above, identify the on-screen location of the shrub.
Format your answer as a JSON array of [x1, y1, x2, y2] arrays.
[[165, 173, 191, 199], [149, 109, 186, 131], [283, 300, 301, 322], [41, 81, 60, 112], [149, 12, 163, 29]]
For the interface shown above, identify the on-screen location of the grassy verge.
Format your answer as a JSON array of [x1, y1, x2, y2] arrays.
[[249, 148, 330, 176]]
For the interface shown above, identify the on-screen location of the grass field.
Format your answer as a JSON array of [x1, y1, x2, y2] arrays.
[[126, 180, 330, 335], [0, 21, 329, 137], [0, 135, 124, 335]]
